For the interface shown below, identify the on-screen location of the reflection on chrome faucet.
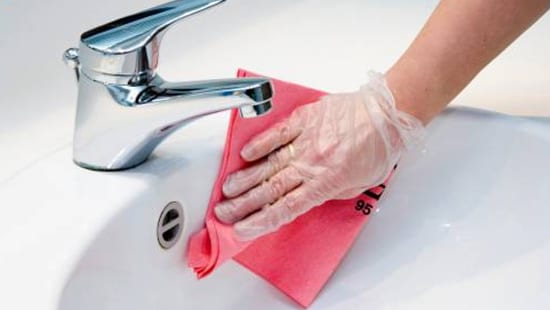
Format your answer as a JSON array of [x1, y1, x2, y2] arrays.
[[63, 0, 273, 171]]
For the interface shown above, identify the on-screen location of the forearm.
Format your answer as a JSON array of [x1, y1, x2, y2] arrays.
[[386, 0, 550, 124]]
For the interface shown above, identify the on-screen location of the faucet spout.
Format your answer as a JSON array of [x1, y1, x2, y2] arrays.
[[136, 77, 273, 118]]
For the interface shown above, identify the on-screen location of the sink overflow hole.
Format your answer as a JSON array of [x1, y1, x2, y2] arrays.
[[157, 201, 184, 250]]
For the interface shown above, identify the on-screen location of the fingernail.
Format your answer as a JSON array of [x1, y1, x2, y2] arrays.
[[214, 202, 235, 224], [240, 144, 255, 161], [222, 177, 237, 197]]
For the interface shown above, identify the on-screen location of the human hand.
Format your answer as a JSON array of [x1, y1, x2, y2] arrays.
[[214, 72, 425, 241]]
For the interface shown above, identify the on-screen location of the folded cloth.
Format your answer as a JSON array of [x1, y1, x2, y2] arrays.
[[187, 69, 390, 307]]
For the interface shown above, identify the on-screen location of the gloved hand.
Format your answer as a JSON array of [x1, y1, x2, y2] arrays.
[[214, 71, 425, 241]]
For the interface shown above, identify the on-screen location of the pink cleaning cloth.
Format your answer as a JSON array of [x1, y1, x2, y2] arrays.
[[187, 69, 390, 307]]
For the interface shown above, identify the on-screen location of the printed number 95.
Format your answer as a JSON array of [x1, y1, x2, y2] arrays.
[[355, 200, 373, 215]]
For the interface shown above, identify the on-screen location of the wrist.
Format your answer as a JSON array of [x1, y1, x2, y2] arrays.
[[359, 71, 426, 152], [385, 66, 440, 125]]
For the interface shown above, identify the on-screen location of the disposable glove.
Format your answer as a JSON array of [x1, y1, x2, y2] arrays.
[[214, 72, 425, 241]]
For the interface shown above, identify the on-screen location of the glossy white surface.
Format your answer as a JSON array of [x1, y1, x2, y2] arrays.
[[1, 1, 550, 309], [0, 116, 228, 309], [2, 108, 550, 310]]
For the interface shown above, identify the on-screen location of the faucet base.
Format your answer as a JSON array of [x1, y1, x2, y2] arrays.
[[73, 158, 148, 172]]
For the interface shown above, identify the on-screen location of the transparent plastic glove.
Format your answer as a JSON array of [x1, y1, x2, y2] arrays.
[[214, 72, 425, 241]]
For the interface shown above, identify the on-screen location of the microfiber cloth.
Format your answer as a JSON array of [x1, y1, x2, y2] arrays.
[[187, 69, 390, 307]]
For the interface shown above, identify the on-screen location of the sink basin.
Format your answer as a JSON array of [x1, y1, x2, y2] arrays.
[[0, 112, 229, 310], [2, 107, 549, 309]]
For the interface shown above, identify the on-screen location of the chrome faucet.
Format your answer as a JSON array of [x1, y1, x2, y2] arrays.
[[63, 0, 273, 171]]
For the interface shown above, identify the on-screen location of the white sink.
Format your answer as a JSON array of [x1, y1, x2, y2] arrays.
[[2, 0, 550, 309], [1, 107, 550, 310]]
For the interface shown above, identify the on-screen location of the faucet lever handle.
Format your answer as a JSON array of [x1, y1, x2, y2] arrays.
[[80, 0, 225, 54]]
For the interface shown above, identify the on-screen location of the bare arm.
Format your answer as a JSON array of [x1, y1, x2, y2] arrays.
[[386, 0, 550, 124]]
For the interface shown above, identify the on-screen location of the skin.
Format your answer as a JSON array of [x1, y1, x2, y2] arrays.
[[387, 0, 550, 124], [217, 0, 550, 239]]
